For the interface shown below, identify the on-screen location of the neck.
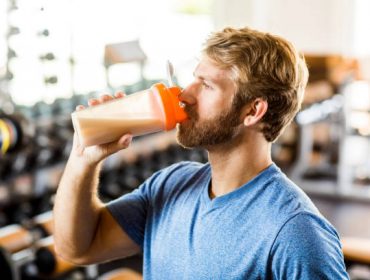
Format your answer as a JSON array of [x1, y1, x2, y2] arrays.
[[207, 132, 273, 199]]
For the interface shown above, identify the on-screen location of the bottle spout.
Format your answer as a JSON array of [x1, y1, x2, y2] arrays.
[[166, 60, 175, 87]]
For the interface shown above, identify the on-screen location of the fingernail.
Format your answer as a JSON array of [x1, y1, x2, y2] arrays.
[[126, 136, 133, 144], [120, 135, 132, 146]]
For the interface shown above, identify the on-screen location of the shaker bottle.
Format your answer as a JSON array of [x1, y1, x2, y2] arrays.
[[71, 83, 188, 147]]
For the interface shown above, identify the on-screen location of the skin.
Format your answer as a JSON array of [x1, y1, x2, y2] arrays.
[[53, 56, 272, 264], [178, 56, 272, 198], [54, 92, 141, 264]]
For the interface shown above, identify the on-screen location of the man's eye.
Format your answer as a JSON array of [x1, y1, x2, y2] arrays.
[[202, 82, 212, 89]]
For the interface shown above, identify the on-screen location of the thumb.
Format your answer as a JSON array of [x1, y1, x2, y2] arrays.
[[102, 134, 133, 155]]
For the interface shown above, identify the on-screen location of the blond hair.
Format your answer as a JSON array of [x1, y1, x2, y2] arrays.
[[204, 27, 308, 142]]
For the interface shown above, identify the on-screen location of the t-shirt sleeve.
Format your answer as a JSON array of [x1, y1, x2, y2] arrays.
[[105, 162, 195, 249], [105, 167, 165, 249], [270, 212, 349, 280]]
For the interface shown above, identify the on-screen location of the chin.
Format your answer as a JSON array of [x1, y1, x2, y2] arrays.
[[176, 128, 197, 149]]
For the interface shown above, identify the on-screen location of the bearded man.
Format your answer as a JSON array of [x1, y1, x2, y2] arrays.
[[54, 27, 349, 279]]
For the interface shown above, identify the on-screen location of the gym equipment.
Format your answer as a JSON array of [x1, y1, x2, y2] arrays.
[[0, 116, 23, 156], [98, 268, 142, 280], [21, 236, 92, 280], [292, 80, 370, 196], [0, 224, 34, 280]]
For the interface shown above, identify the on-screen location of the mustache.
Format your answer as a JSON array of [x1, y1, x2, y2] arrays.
[[184, 105, 199, 120]]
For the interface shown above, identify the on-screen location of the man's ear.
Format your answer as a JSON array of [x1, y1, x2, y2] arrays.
[[243, 98, 268, 127]]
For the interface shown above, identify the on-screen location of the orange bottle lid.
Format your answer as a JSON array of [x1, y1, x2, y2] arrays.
[[152, 83, 188, 130]]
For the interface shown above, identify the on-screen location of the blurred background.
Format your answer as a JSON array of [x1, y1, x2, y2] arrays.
[[1, 0, 370, 279]]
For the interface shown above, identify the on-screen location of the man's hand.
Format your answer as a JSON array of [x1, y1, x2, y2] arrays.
[[71, 92, 133, 166], [54, 91, 139, 264]]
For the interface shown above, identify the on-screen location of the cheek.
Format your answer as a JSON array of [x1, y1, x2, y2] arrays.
[[197, 101, 216, 119], [197, 95, 229, 119]]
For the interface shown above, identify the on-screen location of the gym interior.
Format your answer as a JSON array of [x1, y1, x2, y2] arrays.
[[1, 0, 370, 279]]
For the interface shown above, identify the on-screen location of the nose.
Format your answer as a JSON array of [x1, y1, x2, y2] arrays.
[[178, 83, 197, 105]]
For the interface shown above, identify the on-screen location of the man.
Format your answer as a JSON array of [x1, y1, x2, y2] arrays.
[[54, 27, 349, 279]]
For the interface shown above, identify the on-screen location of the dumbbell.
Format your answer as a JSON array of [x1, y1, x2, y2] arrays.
[[147, 149, 170, 171], [35, 148, 55, 168], [0, 178, 12, 211], [11, 148, 37, 175], [51, 98, 75, 116], [33, 125, 65, 167], [131, 154, 156, 182], [0, 115, 23, 156], [98, 268, 142, 280], [33, 101, 53, 119], [0, 210, 9, 228], [0, 212, 54, 280], [30, 211, 53, 237], [7, 200, 37, 225], [99, 166, 132, 200], [120, 166, 142, 191], [100, 177, 125, 200], [21, 236, 78, 279], [23, 211, 54, 243], [0, 155, 13, 180], [0, 224, 34, 253], [0, 224, 35, 280]]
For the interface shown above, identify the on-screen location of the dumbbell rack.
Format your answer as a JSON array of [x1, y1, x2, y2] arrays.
[[0, 211, 100, 280]]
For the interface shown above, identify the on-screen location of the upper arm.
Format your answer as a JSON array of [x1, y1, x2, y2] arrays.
[[75, 206, 141, 265], [270, 213, 349, 280], [76, 164, 184, 265]]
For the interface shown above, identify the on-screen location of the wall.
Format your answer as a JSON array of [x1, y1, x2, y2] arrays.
[[212, 0, 364, 56]]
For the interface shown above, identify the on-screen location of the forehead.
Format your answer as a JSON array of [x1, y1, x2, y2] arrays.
[[194, 56, 234, 84]]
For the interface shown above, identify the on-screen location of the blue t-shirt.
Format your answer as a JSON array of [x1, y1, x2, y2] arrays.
[[107, 162, 349, 279]]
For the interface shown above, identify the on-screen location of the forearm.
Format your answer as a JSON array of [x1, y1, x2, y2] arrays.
[[53, 155, 104, 260], [53, 96, 132, 262]]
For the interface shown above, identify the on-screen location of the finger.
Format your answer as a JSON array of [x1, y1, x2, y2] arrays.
[[99, 134, 133, 158], [118, 134, 133, 147], [88, 98, 99, 106], [114, 91, 126, 98], [76, 105, 85, 111], [99, 94, 113, 103]]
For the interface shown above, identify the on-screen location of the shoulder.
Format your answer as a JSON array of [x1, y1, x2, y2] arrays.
[[150, 161, 208, 185], [258, 165, 322, 220], [142, 161, 209, 199], [161, 161, 206, 177], [270, 212, 348, 279], [273, 211, 340, 250]]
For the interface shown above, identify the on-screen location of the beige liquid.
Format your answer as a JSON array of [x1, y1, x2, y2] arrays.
[[75, 116, 164, 147]]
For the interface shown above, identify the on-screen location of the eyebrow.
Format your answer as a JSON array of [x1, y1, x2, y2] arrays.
[[193, 72, 219, 85]]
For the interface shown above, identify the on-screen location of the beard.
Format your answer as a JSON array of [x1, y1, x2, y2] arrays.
[[176, 99, 242, 149]]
